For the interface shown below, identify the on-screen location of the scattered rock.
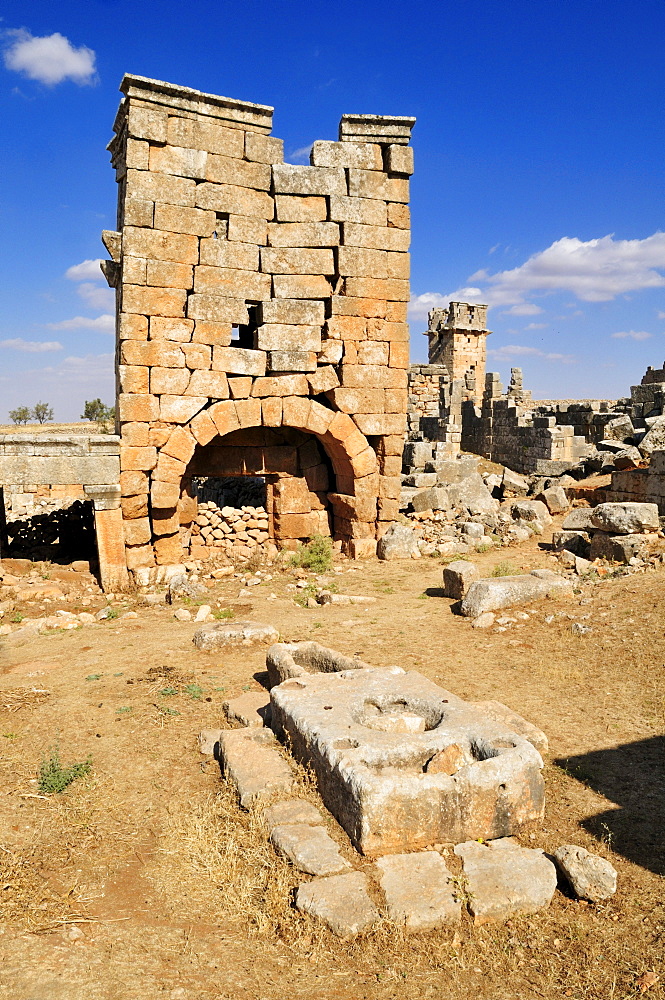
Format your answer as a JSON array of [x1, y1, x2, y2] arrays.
[[377, 523, 422, 560], [589, 532, 651, 563], [167, 574, 208, 603], [194, 604, 212, 622], [590, 502, 659, 535], [223, 690, 271, 728], [193, 620, 279, 650], [562, 508, 595, 531], [425, 743, 470, 774], [460, 572, 573, 617], [270, 823, 351, 876], [295, 871, 379, 937], [198, 729, 222, 755], [537, 486, 569, 514], [553, 844, 617, 902], [375, 851, 461, 930], [442, 560, 480, 600], [174, 608, 192, 621], [471, 611, 495, 629], [454, 838, 557, 924], [510, 500, 552, 526]]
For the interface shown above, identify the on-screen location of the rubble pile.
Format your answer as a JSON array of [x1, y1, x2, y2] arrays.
[[191, 502, 272, 560]]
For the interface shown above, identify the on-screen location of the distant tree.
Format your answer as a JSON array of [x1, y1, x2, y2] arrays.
[[9, 405, 31, 425], [81, 399, 115, 424], [32, 402, 54, 424]]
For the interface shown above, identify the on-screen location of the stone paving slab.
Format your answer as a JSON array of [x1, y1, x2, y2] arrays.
[[218, 727, 294, 808], [270, 823, 351, 876], [263, 798, 324, 828], [454, 837, 557, 924], [375, 851, 461, 930], [193, 621, 279, 650], [223, 691, 271, 727], [295, 871, 379, 936]]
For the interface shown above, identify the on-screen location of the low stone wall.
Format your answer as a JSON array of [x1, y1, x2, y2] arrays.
[[191, 501, 273, 561], [606, 452, 665, 514]]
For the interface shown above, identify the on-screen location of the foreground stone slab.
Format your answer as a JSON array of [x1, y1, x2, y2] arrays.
[[295, 871, 379, 936], [460, 571, 573, 617], [270, 823, 351, 876], [266, 641, 371, 688], [218, 728, 294, 808], [193, 620, 279, 650], [454, 838, 557, 924], [376, 523, 422, 559], [442, 560, 479, 599], [263, 798, 324, 828], [270, 667, 544, 855], [223, 691, 271, 727], [375, 851, 461, 930], [590, 501, 659, 535], [553, 844, 617, 902], [470, 700, 548, 755]]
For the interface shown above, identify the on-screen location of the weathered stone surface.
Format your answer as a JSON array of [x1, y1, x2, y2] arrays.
[[218, 727, 294, 808], [263, 798, 324, 828], [471, 612, 495, 629], [223, 691, 271, 727], [537, 486, 569, 514], [590, 501, 659, 535], [198, 728, 222, 755], [553, 844, 617, 902], [447, 474, 497, 515], [589, 531, 651, 562], [375, 852, 461, 930], [442, 560, 479, 599], [270, 667, 545, 855], [376, 523, 421, 560], [454, 838, 557, 924], [562, 507, 595, 531], [460, 571, 573, 617], [266, 641, 371, 688], [411, 486, 451, 513], [501, 469, 529, 495], [510, 500, 552, 526], [193, 620, 279, 650], [270, 823, 351, 876], [295, 872, 379, 937], [470, 700, 548, 755], [551, 529, 590, 557], [638, 415, 665, 455]]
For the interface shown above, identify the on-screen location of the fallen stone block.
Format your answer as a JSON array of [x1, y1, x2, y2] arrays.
[[447, 474, 497, 515], [375, 852, 461, 930], [471, 612, 495, 629], [271, 823, 351, 876], [218, 727, 294, 808], [266, 640, 371, 688], [295, 871, 379, 936], [263, 798, 324, 828], [193, 620, 279, 650], [198, 729, 222, 755], [510, 500, 552, 526], [637, 415, 665, 455], [553, 844, 617, 902], [411, 487, 450, 514], [536, 486, 569, 515], [442, 560, 479, 600], [317, 592, 377, 605], [590, 501, 659, 535], [501, 469, 529, 496], [454, 838, 557, 924], [561, 507, 595, 531], [589, 532, 651, 563], [470, 700, 548, 755], [613, 446, 642, 469], [551, 530, 590, 557], [460, 572, 573, 617], [377, 522, 422, 560], [223, 691, 271, 727]]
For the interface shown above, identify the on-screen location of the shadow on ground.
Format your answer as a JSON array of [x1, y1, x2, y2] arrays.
[[555, 735, 665, 876]]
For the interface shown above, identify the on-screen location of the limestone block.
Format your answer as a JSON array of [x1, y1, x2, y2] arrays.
[[228, 376, 253, 398], [470, 701, 548, 755], [127, 104, 168, 142], [244, 131, 284, 164], [162, 426, 196, 464], [386, 144, 414, 175], [273, 511, 328, 537], [268, 350, 317, 372], [94, 506, 130, 591], [153, 532, 184, 564], [267, 221, 340, 248], [152, 509, 180, 536], [123, 516, 151, 546], [590, 501, 659, 534], [272, 163, 346, 197], [448, 474, 497, 516], [125, 167, 196, 207], [120, 470, 149, 496], [189, 409, 218, 446], [154, 451, 186, 483], [153, 204, 216, 237], [263, 799, 324, 828], [308, 366, 340, 395], [328, 195, 387, 227], [192, 321, 233, 346], [150, 367, 190, 395], [166, 116, 245, 157], [589, 531, 651, 563], [354, 414, 404, 435], [511, 499, 552, 526], [330, 294, 387, 318], [122, 256, 147, 286], [206, 153, 271, 190], [123, 227, 199, 265], [151, 480, 180, 508], [194, 620, 279, 653], [251, 374, 308, 397], [223, 690, 271, 728], [218, 728, 293, 809], [358, 340, 390, 365], [551, 529, 590, 557], [182, 343, 212, 369], [562, 507, 595, 531], [295, 872, 379, 937], [121, 340, 186, 368], [460, 572, 573, 617], [255, 324, 322, 352], [275, 195, 327, 222], [318, 339, 344, 364], [199, 238, 259, 271], [227, 215, 268, 244], [193, 265, 271, 302], [212, 345, 266, 376], [553, 845, 617, 902], [123, 200, 153, 228], [454, 839, 557, 924], [442, 560, 479, 599], [259, 299, 325, 327], [337, 246, 391, 278], [262, 396, 282, 425], [120, 422, 149, 447], [385, 387, 408, 412], [195, 182, 273, 219], [376, 523, 421, 560], [117, 314, 147, 342], [149, 317, 194, 342], [149, 143, 207, 179], [272, 274, 331, 299], [261, 248, 335, 275], [160, 396, 207, 423], [342, 223, 410, 252], [376, 852, 460, 931], [118, 393, 159, 423], [270, 824, 351, 876], [124, 137, 149, 169], [118, 365, 149, 394], [120, 446, 157, 472], [187, 294, 249, 325], [311, 140, 382, 170], [185, 369, 229, 398], [343, 276, 410, 301], [387, 203, 410, 228], [122, 285, 187, 319], [411, 486, 451, 513]]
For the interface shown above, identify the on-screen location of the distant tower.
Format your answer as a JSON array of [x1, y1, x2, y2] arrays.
[[425, 301, 490, 404]]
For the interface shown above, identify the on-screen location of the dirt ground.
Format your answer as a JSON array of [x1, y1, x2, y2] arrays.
[[0, 525, 664, 1000]]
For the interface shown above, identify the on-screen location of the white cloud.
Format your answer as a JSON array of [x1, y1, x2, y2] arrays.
[[3, 29, 96, 86], [0, 338, 62, 353], [611, 330, 652, 341], [76, 282, 114, 311], [658, 311, 665, 320], [502, 303, 543, 316], [487, 344, 575, 364], [289, 144, 313, 163], [525, 322, 546, 330], [47, 314, 115, 333], [65, 259, 104, 282], [408, 288, 485, 322]]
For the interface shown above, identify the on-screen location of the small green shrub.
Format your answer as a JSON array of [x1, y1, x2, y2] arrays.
[[213, 608, 235, 620], [492, 561, 516, 577], [159, 686, 178, 697], [288, 535, 333, 573], [10, 612, 24, 624], [294, 583, 317, 607], [105, 607, 119, 620], [184, 683, 204, 700], [85, 674, 102, 681], [38, 747, 92, 794]]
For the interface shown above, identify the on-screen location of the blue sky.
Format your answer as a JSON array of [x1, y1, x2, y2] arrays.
[[1, 0, 664, 421]]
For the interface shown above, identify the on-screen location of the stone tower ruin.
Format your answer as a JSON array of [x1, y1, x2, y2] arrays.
[[102, 75, 414, 573], [427, 301, 489, 403]]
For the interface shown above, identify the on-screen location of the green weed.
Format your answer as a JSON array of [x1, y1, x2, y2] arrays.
[[38, 747, 92, 795], [184, 683, 204, 700], [213, 608, 235, 620], [288, 535, 333, 573], [492, 561, 516, 577]]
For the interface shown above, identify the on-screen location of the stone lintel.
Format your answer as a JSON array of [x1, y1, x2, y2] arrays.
[[339, 114, 416, 144]]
